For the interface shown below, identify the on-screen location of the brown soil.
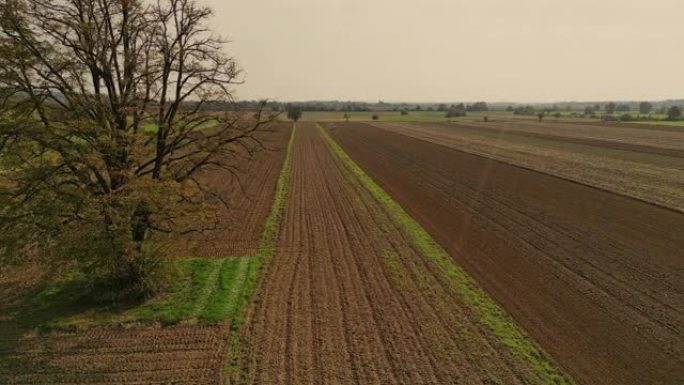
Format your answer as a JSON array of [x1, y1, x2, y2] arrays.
[[1, 324, 229, 384], [176, 123, 293, 257], [373, 121, 684, 211], [328, 122, 684, 385], [462, 120, 684, 152], [233, 123, 551, 384]]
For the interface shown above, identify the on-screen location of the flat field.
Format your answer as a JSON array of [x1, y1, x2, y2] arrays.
[[370, 120, 684, 211], [176, 123, 294, 257], [2, 117, 680, 385], [232, 123, 569, 384], [327, 122, 684, 385]]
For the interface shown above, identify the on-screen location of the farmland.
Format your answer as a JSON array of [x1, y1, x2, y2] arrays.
[[368, 120, 684, 210], [1, 117, 682, 385], [231, 123, 569, 384], [327, 121, 684, 385]]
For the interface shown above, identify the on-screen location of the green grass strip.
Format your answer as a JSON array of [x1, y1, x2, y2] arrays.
[[318, 123, 573, 385], [135, 258, 222, 324], [199, 258, 247, 322]]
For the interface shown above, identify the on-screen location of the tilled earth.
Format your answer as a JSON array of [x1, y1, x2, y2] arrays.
[[371, 121, 684, 211], [328, 122, 684, 385], [1, 324, 229, 384], [232, 123, 553, 384], [177, 123, 293, 257]]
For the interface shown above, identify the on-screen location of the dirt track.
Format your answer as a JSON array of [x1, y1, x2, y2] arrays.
[[234, 123, 553, 384], [328, 122, 684, 385]]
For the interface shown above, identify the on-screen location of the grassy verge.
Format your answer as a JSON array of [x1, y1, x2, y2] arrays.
[[24, 124, 296, 331], [318, 123, 573, 385]]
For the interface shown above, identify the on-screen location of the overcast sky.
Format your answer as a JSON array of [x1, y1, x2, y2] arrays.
[[208, 0, 683, 103]]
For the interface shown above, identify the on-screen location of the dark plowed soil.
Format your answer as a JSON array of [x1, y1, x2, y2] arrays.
[[177, 123, 293, 257], [0, 324, 229, 384], [233, 123, 550, 384], [373, 121, 684, 211], [439, 121, 684, 158], [328, 122, 684, 385]]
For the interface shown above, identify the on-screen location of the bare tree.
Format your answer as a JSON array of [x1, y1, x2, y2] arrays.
[[0, 0, 274, 293]]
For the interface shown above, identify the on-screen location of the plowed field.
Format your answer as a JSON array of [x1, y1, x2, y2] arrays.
[[328, 122, 684, 385], [177, 123, 293, 257], [232, 123, 567, 384], [1, 325, 228, 385], [371, 121, 684, 211]]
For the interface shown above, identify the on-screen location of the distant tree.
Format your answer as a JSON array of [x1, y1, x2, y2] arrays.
[[537, 112, 545, 122], [513, 106, 536, 115], [437, 104, 448, 112], [605, 102, 616, 114], [343, 113, 350, 122], [286, 105, 303, 122], [372, 114, 379, 120], [667, 106, 682, 120], [400, 109, 409, 116], [415, 105, 422, 111], [584, 106, 595, 116], [554, 112, 562, 120], [506, 106, 513, 112], [445, 104, 467, 118], [470, 102, 489, 112], [616, 104, 631, 112], [639, 102, 653, 114], [594, 104, 602, 111], [483, 116, 489, 123]]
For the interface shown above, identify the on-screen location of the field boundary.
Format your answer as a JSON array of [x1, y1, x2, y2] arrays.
[[318, 123, 574, 385]]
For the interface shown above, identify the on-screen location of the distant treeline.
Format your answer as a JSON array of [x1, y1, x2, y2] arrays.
[[225, 99, 684, 114]]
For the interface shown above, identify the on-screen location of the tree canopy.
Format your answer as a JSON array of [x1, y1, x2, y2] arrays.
[[286, 105, 303, 122], [0, 0, 273, 292]]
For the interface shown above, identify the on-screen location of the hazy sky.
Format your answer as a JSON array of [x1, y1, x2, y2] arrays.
[[208, 0, 684, 103]]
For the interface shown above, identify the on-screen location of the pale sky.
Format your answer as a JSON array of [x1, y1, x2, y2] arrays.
[[208, 0, 684, 103]]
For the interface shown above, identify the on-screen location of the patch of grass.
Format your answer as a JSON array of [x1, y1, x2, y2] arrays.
[[382, 251, 408, 288], [319, 123, 573, 385], [135, 258, 223, 324]]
